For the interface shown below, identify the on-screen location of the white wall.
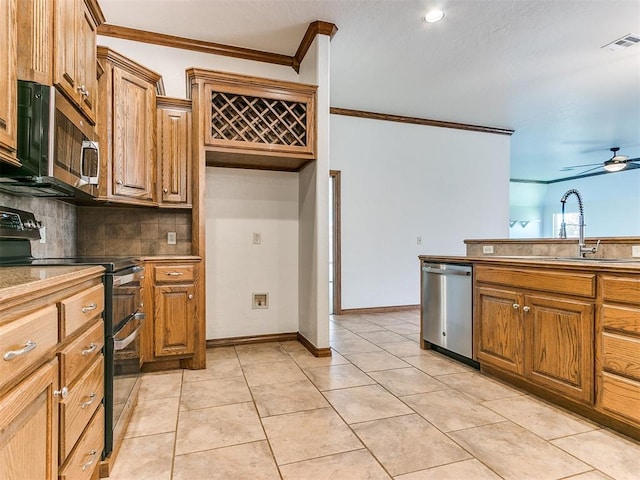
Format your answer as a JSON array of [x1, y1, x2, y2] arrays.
[[96, 36, 298, 97], [330, 115, 510, 310], [204, 168, 299, 339]]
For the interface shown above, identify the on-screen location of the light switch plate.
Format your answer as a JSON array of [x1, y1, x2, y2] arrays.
[[167, 231, 177, 245], [632, 245, 640, 257], [482, 245, 494, 254], [253, 232, 261, 244]]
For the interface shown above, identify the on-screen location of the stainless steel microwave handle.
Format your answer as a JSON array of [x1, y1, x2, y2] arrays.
[[114, 312, 145, 351], [80, 140, 99, 185]]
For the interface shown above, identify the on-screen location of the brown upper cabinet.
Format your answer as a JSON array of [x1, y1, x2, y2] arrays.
[[156, 97, 192, 208], [96, 47, 164, 206], [54, 0, 103, 124], [0, 0, 19, 166], [188, 68, 317, 171]]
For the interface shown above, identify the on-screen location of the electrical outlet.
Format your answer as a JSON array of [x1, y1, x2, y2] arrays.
[[417, 236, 422, 245], [253, 232, 261, 244], [167, 231, 177, 245], [252, 293, 268, 309], [482, 245, 494, 254], [39, 226, 46, 244], [632, 246, 640, 257]]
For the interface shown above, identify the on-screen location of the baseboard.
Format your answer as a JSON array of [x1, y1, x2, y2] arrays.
[[206, 332, 298, 348], [297, 332, 332, 357], [339, 304, 420, 315]]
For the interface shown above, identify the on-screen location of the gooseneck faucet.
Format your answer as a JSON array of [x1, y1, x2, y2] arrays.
[[559, 189, 600, 257]]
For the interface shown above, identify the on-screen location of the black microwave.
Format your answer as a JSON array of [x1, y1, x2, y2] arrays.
[[0, 81, 99, 199]]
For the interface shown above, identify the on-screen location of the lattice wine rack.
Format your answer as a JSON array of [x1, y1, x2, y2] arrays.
[[210, 92, 308, 148]]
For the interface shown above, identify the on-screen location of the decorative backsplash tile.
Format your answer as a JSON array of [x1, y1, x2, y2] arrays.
[[0, 192, 77, 257], [77, 207, 192, 256]]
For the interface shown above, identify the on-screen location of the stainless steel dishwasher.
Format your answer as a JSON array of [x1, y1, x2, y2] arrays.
[[421, 262, 477, 366]]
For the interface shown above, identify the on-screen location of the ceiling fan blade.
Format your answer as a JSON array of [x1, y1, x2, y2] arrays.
[[576, 166, 603, 175], [560, 162, 603, 171], [626, 157, 640, 163]]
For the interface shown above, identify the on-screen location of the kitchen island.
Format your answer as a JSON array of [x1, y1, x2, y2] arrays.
[[419, 254, 640, 441]]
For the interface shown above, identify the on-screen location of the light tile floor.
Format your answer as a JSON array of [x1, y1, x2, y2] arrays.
[[107, 311, 640, 479]]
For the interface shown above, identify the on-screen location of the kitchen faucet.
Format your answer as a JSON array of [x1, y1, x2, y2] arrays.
[[559, 188, 600, 257]]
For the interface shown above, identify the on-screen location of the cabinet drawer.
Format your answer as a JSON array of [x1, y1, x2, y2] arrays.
[[60, 320, 104, 386], [601, 305, 640, 336], [60, 284, 104, 339], [602, 332, 640, 382], [60, 355, 104, 462], [59, 405, 105, 480], [0, 305, 58, 391], [600, 372, 640, 424], [602, 275, 640, 306], [154, 264, 195, 283], [475, 266, 595, 297]]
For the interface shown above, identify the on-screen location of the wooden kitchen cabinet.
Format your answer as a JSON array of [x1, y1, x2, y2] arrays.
[[156, 97, 192, 207], [0, 0, 19, 166], [54, 0, 103, 124], [597, 275, 640, 427], [188, 68, 317, 171], [141, 260, 201, 367], [0, 359, 59, 480], [97, 47, 163, 205], [475, 265, 595, 403]]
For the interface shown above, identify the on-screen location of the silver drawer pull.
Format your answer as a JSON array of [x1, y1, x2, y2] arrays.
[[81, 303, 98, 313], [81, 392, 97, 409], [81, 343, 98, 356], [81, 450, 97, 471], [53, 386, 69, 400], [166, 271, 183, 276], [3, 340, 37, 361]]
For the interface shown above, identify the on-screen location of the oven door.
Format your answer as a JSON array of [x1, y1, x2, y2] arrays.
[[109, 311, 144, 458]]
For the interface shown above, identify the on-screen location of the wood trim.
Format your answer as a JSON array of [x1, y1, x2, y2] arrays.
[[293, 21, 339, 73], [297, 332, 332, 357], [97, 24, 294, 68], [206, 332, 298, 348], [330, 107, 514, 136], [340, 305, 420, 315], [96, 46, 164, 94], [156, 96, 192, 110], [330, 170, 342, 315]]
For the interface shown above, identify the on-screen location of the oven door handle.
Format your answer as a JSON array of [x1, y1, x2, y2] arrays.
[[113, 312, 145, 351], [113, 266, 144, 287]]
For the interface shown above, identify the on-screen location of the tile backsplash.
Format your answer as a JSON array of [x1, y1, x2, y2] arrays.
[[0, 192, 77, 257], [77, 207, 192, 256]]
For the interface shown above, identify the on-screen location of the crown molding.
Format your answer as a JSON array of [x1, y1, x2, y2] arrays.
[[293, 21, 339, 73], [330, 107, 514, 136]]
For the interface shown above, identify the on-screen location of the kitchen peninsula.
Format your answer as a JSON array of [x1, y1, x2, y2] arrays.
[[420, 236, 640, 442]]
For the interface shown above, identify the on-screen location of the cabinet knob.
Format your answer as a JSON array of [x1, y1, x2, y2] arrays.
[[116, 180, 123, 185], [188, 294, 193, 300], [53, 386, 69, 400], [523, 306, 531, 312], [512, 303, 520, 309], [163, 188, 168, 193]]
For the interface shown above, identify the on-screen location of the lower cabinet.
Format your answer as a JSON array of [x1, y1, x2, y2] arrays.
[[141, 259, 201, 367], [475, 265, 595, 403], [0, 359, 59, 480], [597, 275, 640, 427]]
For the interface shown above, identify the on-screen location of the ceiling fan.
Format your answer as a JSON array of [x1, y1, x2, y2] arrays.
[[561, 147, 640, 175]]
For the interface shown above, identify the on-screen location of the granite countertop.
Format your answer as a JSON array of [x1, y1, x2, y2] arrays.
[[418, 255, 640, 271], [0, 265, 105, 303]]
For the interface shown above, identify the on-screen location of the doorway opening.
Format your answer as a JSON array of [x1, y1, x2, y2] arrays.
[[329, 170, 342, 315]]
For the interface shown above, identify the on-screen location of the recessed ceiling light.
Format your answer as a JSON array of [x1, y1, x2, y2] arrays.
[[424, 9, 444, 23]]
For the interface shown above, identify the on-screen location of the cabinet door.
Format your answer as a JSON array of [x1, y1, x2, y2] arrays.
[[0, 0, 18, 165], [476, 286, 524, 375], [112, 66, 155, 201], [154, 284, 196, 357], [157, 107, 191, 205], [54, 0, 78, 104], [525, 294, 594, 403], [0, 359, 58, 480], [76, 0, 97, 123]]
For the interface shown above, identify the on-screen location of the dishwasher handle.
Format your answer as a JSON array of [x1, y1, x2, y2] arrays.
[[422, 266, 471, 276]]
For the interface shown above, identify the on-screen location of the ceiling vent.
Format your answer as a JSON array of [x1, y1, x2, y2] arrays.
[[602, 33, 640, 51]]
